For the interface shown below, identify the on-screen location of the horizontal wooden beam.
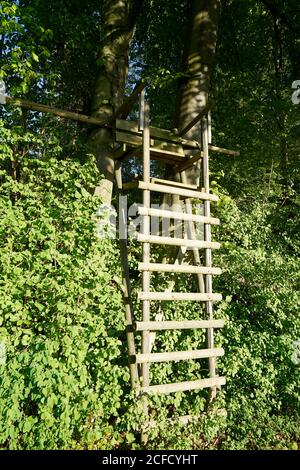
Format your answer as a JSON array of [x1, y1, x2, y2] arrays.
[[209, 145, 240, 157], [2, 94, 239, 157], [123, 181, 218, 201], [4, 95, 108, 127], [138, 262, 222, 274], [133, 348, 224, 364], [134, 319, 224, 331], [137, 234, 220, 249], [137, 207, 220, 225], [142, 376, 226, 394], [138, 292, 222, 302]]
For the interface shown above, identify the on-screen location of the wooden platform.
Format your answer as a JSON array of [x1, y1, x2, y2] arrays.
[[114, 118, 239, 165]]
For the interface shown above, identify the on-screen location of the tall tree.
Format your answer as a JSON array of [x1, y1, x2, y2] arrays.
[[176, 0, 221, 184], [88, 0, 143, 204]]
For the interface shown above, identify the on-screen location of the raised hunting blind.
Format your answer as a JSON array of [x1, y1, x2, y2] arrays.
[[0, 80, 239, 434]]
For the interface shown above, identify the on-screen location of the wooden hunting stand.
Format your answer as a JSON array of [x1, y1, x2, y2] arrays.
[[0, 81, 239, 435]]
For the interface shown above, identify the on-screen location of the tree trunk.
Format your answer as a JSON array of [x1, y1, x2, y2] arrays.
[[88, 0, 142, 205], [176, 0, 221, 185]]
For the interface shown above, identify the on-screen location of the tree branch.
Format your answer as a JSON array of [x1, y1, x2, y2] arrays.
[[260, 0, 299, 34]]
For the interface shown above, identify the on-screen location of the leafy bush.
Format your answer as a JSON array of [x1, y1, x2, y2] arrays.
[[0, 124, 299, 450], [0, 128, 129, 449]]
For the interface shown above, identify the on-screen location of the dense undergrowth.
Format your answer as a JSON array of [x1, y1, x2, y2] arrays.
[[0, 126, 299, 449]]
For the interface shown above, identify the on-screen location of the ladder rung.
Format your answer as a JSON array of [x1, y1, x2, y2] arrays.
[[138, 292, 222, 301], [138, 262, 222, 275], [134, 348, 224, 364], [134, 320, 224, 331], [123, 181, 218, 201], [137, 234, 220, 249], [151, 177, 199, 190], [138, 207, 220, 225], [142, 376, 226, 394]]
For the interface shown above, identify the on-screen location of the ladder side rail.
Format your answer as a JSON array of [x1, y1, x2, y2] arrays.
[[115, 162, 139, 389], [202, 115, 217, 400]]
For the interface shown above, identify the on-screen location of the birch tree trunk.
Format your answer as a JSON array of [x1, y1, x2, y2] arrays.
[[88, 0, 142, 205]]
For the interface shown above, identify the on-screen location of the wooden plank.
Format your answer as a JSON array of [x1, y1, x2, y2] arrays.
[[4, 95, 108, 127], [114, 164, 139, 389], [141, 95, 151, 392], [134, 320, 225, 331], [138, 292, 222, 301], [115, 131, 185, 161], [138, 207, 220, 225], [178, 104, 211, 136], [116, 118, 199, 148], [151, 177, 198, 190], [209, 145, 239, 157], [137, 234, 221, 250], [3, 95, 239, 157], [180, 170, 206, 294], [136, 181, 219, 201], [138, 262, 222, 275], [134, 348, 224, 364], [142, 376, 226, 394]]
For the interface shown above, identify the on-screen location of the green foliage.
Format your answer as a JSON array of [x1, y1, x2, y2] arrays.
[[0, 0, 299, 452], [0, 127, 130, 449]]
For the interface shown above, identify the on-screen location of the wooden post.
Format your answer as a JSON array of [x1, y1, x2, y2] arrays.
[[202, 116, 217, 400], [180, 171, 205, 293], [140, 90, 151, 441], [115, 162, 139, 389]]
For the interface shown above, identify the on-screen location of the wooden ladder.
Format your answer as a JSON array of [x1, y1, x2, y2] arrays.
[[115, 90, 226, 424]]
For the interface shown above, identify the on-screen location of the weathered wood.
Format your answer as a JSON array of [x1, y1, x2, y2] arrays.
[[134, 319, 224, 331], [180, 170, 205, 293], [4, 95, 108, 127], [151, 177, 198, 190], [137, 234, 221, 250], [138, 262, 222, 275], [202, 116, 216, 400], [141, 94, 151, 395], [115, 163, 139, 388], [2, 96, 239, 157], [116, 118, 198, 148], [116, 80, 148, 121], [138, 292, 222, 301], [209, 145, 239, 157], [134, 347, 224, 364], [142, 376, 226, 394], [123, 181, 218, 201], [177, 152, 203, 172], [138, 207, 220, 225], [115, 131, 185, 160], [178, 104, 211, 136]]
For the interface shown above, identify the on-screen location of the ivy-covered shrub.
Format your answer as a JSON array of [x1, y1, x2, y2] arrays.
[[0, 127, 129, 449]]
